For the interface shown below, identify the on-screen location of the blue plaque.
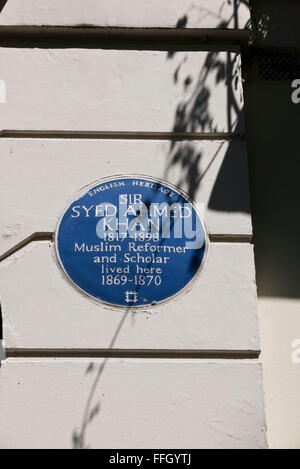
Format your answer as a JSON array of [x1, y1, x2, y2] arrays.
[[55, 176, 208, 308]]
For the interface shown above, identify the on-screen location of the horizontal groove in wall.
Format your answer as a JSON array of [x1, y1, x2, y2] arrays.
[[0, 232, 53, 262], [0, 232, 252, 263], [4, 348, 260, 359], [0, 130, 244, 140], [210, 234, 252, 243], [0, 26, 250, 50]]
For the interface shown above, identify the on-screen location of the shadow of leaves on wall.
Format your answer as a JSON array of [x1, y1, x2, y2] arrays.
[[165, 0, 250, 214], [0, 1, 8, 14]]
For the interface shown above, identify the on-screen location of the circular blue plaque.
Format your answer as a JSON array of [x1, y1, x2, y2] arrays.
[[55, 176, 208, 308]]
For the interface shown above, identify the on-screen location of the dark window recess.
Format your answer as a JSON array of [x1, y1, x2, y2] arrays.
[[258, 53, 300, 81]]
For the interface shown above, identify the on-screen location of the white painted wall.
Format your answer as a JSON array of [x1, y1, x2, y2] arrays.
[[0, 139, 251, 256], [0, 49, 244, 132], [259, 298, 300, 448], [0, 359, 266, 449], [0, 241, 260, 351], [0, 0, 267, 449], [0, 0, 250, 28]]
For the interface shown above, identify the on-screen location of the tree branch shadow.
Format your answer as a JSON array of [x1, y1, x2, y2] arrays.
[[0, 1, 8, 14], [72, 0, 251, 448], [72, 192, 191, 449], [165, 0, 250, 214], [72, 308, 129, 449]]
